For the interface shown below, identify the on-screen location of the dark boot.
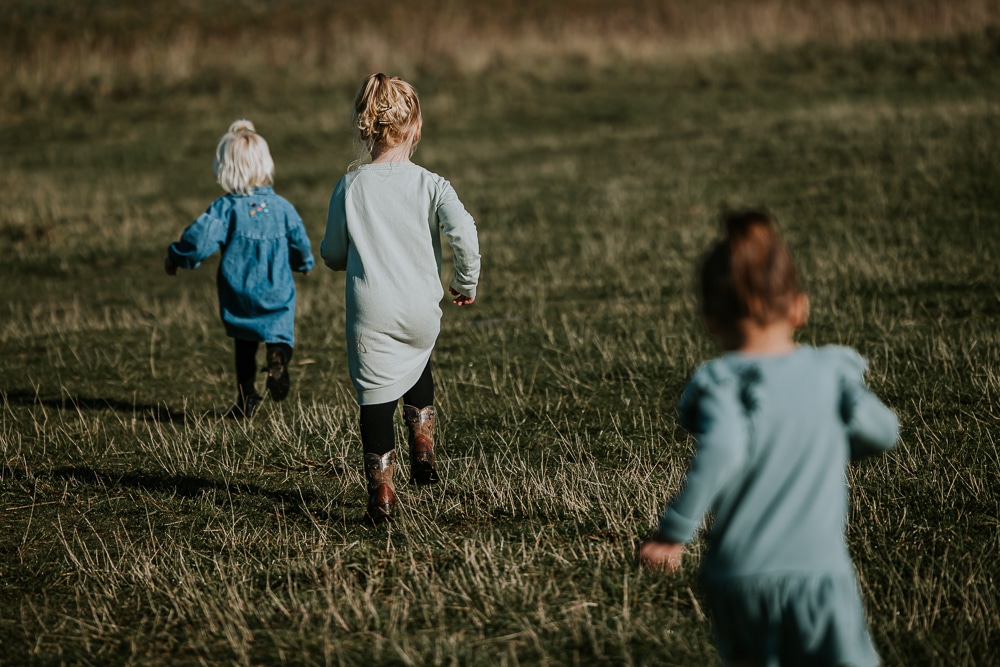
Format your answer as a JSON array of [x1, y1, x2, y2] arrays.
[[227, 390, 262, 419], [364, 450, 397, 522], [403, 405, 439, 485], [265, 344, 292, 402]]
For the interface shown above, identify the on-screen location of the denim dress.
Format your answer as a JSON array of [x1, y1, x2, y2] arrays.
[[168, 186, 314, 345]]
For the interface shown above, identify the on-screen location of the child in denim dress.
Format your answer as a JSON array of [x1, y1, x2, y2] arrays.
[[165, 120, 314, 418], [639, 211, 899, 666]]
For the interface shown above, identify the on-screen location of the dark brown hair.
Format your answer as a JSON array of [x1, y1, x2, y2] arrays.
[[699, 210, 802, 332]]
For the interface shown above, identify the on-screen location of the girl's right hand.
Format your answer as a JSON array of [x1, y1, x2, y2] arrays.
[[164, 257, 178, 276], [450, 287, 475, 306], [638, 539, 685, 572]]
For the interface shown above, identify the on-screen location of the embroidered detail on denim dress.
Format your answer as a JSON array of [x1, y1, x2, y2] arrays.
[[248, 201, 270, 218]]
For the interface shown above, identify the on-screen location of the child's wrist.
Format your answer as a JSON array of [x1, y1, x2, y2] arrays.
[[647, 529, 677, 544]]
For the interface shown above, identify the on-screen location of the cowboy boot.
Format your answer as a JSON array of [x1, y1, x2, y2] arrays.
[[265, 344, 292, 402], [364, 450, 397, 522], [403, 405, 439, 485], [227, 385, 262, 420]]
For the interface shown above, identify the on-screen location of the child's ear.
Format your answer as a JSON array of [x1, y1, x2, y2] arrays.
[[790, 293, 810, 329]]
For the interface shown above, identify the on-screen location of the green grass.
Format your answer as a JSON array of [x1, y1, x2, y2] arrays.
[[2, 4, 1000, 665]]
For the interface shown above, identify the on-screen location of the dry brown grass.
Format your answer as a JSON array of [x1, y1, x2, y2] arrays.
[[3, 9, 1000, 660], [3, 0, 998, 117]]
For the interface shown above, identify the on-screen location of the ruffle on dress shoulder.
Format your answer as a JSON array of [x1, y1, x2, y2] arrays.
[[676, 359, 764, 432], [816, 345, 869, 389], [818, 346, 874, 427]]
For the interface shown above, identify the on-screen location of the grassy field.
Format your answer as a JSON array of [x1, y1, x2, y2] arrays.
[[2, 1, 1000, 665]]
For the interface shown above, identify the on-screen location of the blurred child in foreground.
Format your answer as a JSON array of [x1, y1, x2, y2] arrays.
[[639, 211, 899, 667], [321, 74, 481, 522], [166, 120, 314, 418]]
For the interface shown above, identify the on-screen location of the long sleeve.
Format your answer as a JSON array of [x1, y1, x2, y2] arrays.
[[841, 369, 899, 461], [659, 374, 749, 543], [320, 178, 349, 271], [287, 215, 315, 273], [437, 182, 480, 299], [167, 207, 227, 269]]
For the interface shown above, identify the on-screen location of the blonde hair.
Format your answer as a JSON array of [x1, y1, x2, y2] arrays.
[[213, 119, 274, 195], [351, 73, 421, 167]]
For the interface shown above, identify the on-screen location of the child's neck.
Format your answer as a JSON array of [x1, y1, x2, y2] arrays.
[[370, 143, 413, 164]]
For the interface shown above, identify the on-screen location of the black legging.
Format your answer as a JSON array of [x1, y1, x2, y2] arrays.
[[360, 361, 433, 456], [234, 339, 292, 397]]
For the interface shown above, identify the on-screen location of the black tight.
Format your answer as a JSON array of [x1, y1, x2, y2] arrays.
[[234, 339, 292, 397], [359, 361, 433, 456]]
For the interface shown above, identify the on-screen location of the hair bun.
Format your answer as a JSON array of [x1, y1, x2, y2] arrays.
[[700, 208, 801, 329], [725, 209, 773, 240], [228, 119, 256, 135]]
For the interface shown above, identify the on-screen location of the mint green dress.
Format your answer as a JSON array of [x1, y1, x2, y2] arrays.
[[320, 162, 480, 405], [658, 345, 899, 666]]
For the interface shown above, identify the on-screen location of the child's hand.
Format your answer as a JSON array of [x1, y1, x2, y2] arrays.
[[638, 539, 685, 573], [301, 271, 311, 277], [450, 287, 475, 307], [164, 257, 178, 276]]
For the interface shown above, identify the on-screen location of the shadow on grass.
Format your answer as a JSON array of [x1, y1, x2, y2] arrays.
[[2, 389, 188, 423], [39, 465, 358, 524]]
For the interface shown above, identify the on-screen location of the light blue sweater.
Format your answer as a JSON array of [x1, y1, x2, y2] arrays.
[[659, 345, 899, 581], [321, 162, 480, 405]]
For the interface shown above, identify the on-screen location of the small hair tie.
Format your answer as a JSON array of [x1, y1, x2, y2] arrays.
[[375, 104, 394, 127]]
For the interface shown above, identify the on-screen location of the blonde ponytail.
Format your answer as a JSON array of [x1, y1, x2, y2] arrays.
[[228, 119, 256, 135], [351, 73, 421, 166]]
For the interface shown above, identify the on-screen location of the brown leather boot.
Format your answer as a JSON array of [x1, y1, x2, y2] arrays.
[[403, 405, 439, 485], [363, 450, 397, 522]]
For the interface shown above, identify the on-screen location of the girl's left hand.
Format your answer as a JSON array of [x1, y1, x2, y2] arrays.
[[450, 287, 475, 306], [638, 539, 685, 572]]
